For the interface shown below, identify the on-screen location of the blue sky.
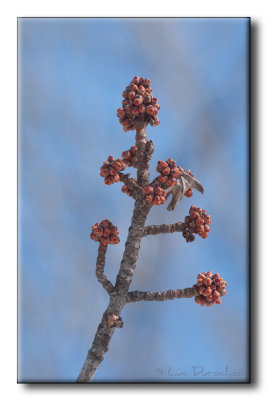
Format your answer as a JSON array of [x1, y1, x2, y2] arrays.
[[18, 18, 249, 382]]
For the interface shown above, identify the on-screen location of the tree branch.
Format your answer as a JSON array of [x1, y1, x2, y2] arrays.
[[118, 172, 141, 198], [77, 121, 151, 382], [143, 222, 184, 236], [144, 140, 154, 164], [115, 121, 151, 294], [126, 286, 199, 303], [95, 244, 116, 295], [135, 117, 150, 186]]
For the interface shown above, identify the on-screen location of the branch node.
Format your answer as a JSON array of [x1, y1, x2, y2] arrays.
[[106, 314, 124, 329]]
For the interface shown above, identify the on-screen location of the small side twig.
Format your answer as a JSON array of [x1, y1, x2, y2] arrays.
[[95, 244, 116, 295], [143, 140, 154, 163], [119, 172, 142, 198], [143, 222, 184, 236], [126, 286, 199, 303]]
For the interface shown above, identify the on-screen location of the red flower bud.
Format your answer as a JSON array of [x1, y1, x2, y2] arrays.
[[139, 104, 146, 113], [128, 91, 136, 100], [142, 186, 154, 195], [152, 196, 161, 205], [145, 195, 153, 203], [134, 95, 143, 106], [146, 105, 154, 115]]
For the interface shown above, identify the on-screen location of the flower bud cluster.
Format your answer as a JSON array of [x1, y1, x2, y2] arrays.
[[90, 219, 120, 245], [117, 76, 160, 131], [100, 156, 126, 185], [121, 145, 138, 167], [121, 179, 137, 196], [156, 159, 183, 187], [142, 184, 166, 205], [194, 271, 227, 306], [183, 206, 211, 242]]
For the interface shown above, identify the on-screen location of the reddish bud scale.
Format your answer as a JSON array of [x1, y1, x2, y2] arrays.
[[156, 159, 184, 187], [121, 145, 138, 168], [100, 156, 126, 186], [142, 184, 166, 206], [183, 206, 211, 243], [90, 219, 120, 245], [194, 271, 227, 306], [184, 188, 193, 197], [117, 76, 161, 131]]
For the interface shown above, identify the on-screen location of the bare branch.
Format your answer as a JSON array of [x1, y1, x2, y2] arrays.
[[126, 286, 199, 303], [135, 118, 150, 186], [144, 140, 154, 163], [95, 244, 116, 295], [143, 222, 184, 236]]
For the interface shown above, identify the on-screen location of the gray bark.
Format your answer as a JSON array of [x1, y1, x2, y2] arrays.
[[77, 121, 151, 382], [143, 222, 184, 236], [126, 286, 199, 303]]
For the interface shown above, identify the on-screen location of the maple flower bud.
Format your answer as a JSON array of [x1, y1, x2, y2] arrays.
[[152, 196, 161, 205], [154, 186, 164, 196], [193, 271, 227, 306], [117, 108, 126, 118], [117, 76, 160, 130], [100, 156, 126, 186], [142, 185, 154, 195], [143, 184, 166, 206], [128, 91, 136, 100], [145, 195, 153, 203], [156, 159, 184, 188], [134, 95, 143, 106], [146, 105, 154, 115], [139, 104, 146, 113], [90, 219, 120, 245], [121, 146, 138, 168], [183, 206, 211, 242], [184, 188, 193, 197]]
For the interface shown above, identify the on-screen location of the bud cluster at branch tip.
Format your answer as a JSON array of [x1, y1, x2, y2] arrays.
[[183, 206, 211, 242], [100, 156, 126, 185], [121, 145, 138, 167], [194, 271, 227, 306], [142, 184, 166, 205], [90, 219, 120, 245], [117, 76, 160, 131], [156, 159, 183, 187]]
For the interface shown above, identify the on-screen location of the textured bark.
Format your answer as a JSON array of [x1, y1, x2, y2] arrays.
[[95, 244, 115, 295], [126, 286, 199, 303], [77, 295, 125, 382], [77, 121, 150, 383], [114, 122, 151, 294], [143, 222, 184, 236], [135, 118, 150, 186], [118, 172, 141, 199]]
